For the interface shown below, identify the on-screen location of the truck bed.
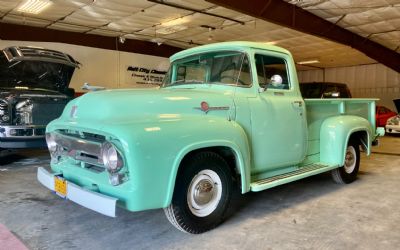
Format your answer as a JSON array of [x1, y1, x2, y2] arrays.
[[304, 98, 377, 162]]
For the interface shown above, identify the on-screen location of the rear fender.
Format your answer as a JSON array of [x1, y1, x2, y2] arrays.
[[320, 115, 372, 166]]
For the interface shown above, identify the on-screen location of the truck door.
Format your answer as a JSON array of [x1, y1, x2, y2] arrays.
[[249, 51, 307, 173]]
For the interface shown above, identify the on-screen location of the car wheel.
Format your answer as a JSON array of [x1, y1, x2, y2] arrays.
[[331, 139, 360, 184], [164, 151, 233, 234]]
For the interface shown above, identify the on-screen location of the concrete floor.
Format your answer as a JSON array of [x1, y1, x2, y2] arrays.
[[0, 136, 399, 250]]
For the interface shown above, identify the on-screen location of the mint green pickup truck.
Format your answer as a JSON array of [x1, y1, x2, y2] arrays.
[[38, 42, 383, 234]]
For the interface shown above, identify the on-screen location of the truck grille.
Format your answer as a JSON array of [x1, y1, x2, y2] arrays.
[[52, 130, 106, 172], [32, 102, 68, 124]]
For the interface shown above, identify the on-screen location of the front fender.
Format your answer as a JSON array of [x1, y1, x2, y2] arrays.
[[320, 115, 373, 166], [106, 116, 251, 210], [47, 115, 251, 211], [163, 118, 251, 207]]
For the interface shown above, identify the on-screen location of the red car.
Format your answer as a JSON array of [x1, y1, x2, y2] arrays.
[[376, 106, 397, 127]]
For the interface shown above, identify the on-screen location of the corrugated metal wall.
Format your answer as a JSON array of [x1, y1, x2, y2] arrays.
[[298, 64, 400, 111]]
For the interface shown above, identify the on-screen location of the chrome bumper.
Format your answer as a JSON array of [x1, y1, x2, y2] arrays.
[[37, 167, 117, 217], [0, 125, 46, 138]]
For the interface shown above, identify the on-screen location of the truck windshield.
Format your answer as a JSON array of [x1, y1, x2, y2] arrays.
[[162, 51, 251, 87]]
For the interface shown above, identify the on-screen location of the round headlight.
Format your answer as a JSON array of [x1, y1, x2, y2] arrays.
[[1, 115, 10, 122], [46, 133, 57, 154], [101, 142, 123, 173]]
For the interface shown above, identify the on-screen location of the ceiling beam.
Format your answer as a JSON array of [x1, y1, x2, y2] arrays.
[[206, 0, 400, 73], [0, 23, 181, 58]]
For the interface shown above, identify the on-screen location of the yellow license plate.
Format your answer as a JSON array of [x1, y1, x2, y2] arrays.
[[54, 176, 67, 197]]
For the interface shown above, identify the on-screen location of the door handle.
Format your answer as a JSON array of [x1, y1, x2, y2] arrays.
[[292, 100, 303, 108]]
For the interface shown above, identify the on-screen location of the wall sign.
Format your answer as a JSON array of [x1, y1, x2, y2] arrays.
[[127, 66, 167, 86]]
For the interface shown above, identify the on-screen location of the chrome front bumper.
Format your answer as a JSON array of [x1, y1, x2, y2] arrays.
[[0, 125, 46, 138], [37, 167, 117, 217]]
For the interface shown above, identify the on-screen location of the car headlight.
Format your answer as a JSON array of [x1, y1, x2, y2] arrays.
[[0, 99, 10, 124], [1, 115, 10, 122], [101, 141, 123, 173], [46, 133, 58, 156]]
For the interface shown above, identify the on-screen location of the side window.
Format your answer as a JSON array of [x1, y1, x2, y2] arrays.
[[255, 54, 290, 90]]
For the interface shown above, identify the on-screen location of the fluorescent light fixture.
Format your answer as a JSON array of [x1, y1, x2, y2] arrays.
[[297, 59, 320, 65], [157, 25, 187, 35], [161, 17, 189, 27], [156, 17, 189, 35], [17, 0, 52, 14]]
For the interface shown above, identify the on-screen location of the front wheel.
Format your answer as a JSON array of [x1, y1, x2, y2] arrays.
[[331, 139, 360, 184], [164, 152, 233, 234]]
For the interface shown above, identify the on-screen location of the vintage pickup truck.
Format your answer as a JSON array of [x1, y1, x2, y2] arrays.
[[37, 42, 383, 234]]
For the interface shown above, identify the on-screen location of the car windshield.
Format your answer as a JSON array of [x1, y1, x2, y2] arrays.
[[162, 51, 251, 88]]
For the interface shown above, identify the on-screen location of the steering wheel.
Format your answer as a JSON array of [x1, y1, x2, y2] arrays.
[[220, 75, 246, 85]]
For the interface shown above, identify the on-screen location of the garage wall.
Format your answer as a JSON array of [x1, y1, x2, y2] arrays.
[[298, 64, 400, 111], [0, 40, 170, 91]]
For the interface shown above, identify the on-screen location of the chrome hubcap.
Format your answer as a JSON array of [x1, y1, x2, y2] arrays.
[[344, 146, 356, 174], [193, 179, 214, 205], [187, 169, 222, 217]]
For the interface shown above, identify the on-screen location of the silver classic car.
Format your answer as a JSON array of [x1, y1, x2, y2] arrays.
[[0, 46, 79, 151]]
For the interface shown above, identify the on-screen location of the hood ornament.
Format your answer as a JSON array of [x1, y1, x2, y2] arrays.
[[194, 101, 229, 114]]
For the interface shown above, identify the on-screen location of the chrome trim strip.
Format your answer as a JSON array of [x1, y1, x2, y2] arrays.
[[20, 94, 68, 98], [0, 125, 46, 138]]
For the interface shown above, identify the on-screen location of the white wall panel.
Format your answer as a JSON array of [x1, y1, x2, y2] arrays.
[[298, 69, 324, 82], [0, 40, 169, 91], [298, 64, 400, 111]]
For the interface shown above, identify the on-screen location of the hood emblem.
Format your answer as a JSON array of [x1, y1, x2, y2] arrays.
[[70, 105, 78, 118], [195, 101, 229, 114]]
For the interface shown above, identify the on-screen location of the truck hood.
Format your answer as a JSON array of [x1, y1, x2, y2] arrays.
[[394, 99, 400, 113], [64, 88, 235, 124], [0, 46, 79, 94]]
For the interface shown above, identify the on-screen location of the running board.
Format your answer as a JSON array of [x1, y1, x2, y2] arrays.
[[250, 163, 339, 192]]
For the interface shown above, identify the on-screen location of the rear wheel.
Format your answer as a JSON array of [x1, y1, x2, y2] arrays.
[[164, 151, 233, 234], [331, 139, 360, 184]]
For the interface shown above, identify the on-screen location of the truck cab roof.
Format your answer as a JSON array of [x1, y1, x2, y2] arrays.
[[170, 41, 292, 62]]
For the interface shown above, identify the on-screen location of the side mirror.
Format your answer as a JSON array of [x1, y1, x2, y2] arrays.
[[270, 74, 283, 87]]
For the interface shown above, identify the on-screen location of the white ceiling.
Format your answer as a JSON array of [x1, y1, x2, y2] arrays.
[[285, 0, 400, 51], [0, 0, 399, 69]]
